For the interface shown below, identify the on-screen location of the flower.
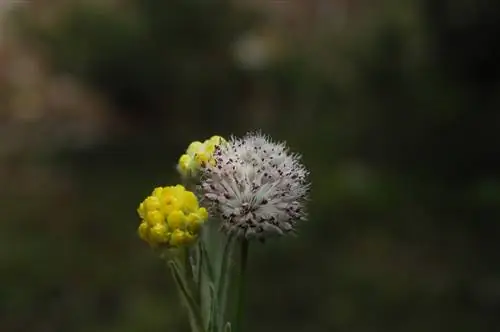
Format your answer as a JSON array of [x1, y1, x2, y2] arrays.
[[137, 185, 208, 248], [200, 132, 310, 240], [177, 135, 226, 178]]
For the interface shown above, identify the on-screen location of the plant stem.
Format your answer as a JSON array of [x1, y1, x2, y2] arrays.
[[235, 239, 249, 332], [216, 235, 234, 329], [196, 244, 203, 303]]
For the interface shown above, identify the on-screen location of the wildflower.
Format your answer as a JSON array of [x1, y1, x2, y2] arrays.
[[177, 135, 226, 178], [137, 185, 208, 248], [200, 132, 310, 240]]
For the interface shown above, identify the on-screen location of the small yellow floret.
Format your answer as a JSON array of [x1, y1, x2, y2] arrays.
[[137, 202, 145, 218], [167, 210, 186, 229], [194, 151, 211, 165], [152, 187, 164, 197], [144, 196, 161, 211], [187, 141, 203, 155], [197, 207, 208, 220], [137, 184, 208, 248], [169, 229, 194, 246], [209, 135, 226, 145], [149, 223, 169, 244], [146, 210, 164, 226], [138, 222, 149, 241]]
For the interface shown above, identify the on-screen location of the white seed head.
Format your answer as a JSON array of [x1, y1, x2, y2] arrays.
[[199, 132, 310, 241]]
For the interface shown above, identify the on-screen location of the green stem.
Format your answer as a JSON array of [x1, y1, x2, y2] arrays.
[[196, 244, 203, 303], [234, 239, 249, 332], [216, 235, 234, 329]]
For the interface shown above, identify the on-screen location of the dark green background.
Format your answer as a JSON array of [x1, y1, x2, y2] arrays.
[[2, 1, 500, 331]]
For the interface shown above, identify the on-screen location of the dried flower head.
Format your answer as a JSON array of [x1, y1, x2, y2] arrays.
[[200, 132, 310, 240], [137, 185, 208, 248], [177, 135, 226, 178]]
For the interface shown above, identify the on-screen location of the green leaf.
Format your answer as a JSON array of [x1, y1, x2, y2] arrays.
[[192, 242, 202, 284], [198, 231, 218, 331], [200, 275, 212, 331], [200, 240, 215, 281], [202, 219, 225, 273], [184, 247, 195, 282], [168, 260, 205, 332], [207, 282, 218, 332]]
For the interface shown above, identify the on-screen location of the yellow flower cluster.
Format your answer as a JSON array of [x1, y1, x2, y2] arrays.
[[177, 135, 226, 177], [137, 185, 208, 248]]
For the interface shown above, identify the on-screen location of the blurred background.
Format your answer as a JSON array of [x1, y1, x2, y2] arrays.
[[1, 0, 500, 331]]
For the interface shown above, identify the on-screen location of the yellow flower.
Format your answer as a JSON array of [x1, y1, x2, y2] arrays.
[[177, 135, 226, 177], [137, 185, 208, 248]]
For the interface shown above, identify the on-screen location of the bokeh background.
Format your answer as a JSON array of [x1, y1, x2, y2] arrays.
[[1, 1, 500, 331]]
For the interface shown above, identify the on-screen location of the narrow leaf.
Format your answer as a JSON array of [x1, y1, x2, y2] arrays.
[[200, 274, 212, 330], [169, 260, 205, 332], [200, 240, 215, 281], [184, 247, 194, 281], [197, 244, 204, 304], [206, 282, 218, 332], [216, 235, 234, 328], [192, 242, 202, 284]]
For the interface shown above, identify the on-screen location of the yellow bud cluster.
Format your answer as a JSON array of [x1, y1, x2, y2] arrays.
[[137, 185, 208, 248], [177, 135, 226, 177]]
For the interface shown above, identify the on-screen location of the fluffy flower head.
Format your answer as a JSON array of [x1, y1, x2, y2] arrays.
[[137, 185, 208, 248], [200, 132, 309, 240], [177, 135, 226, 177]]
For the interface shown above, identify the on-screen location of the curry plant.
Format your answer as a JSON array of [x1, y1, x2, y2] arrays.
[[137, 132, 310, 332]]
